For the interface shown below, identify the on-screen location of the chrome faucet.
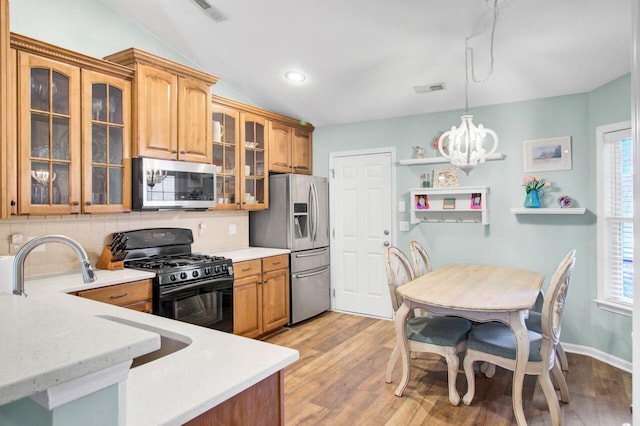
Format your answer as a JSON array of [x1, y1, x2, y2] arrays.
[[13, 235, 97, 297]]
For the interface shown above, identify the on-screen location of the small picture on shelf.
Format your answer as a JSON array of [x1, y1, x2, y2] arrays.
[[443, 197, 456, 210], [470, 193, 482, 209], [415, 194, 429, 210]]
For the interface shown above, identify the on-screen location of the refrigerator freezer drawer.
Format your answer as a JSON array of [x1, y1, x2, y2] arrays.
[[290, 265, 331, 324], [290, 247, 330, 273]]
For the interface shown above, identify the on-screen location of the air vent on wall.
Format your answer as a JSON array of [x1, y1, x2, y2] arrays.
[[192, 0, 227, 23], [413, 82, 446, 94]]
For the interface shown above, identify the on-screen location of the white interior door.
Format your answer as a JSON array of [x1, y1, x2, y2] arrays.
[[330, 148, 395, 319]]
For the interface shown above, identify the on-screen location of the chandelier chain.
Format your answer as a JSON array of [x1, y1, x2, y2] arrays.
[[464, 0, 499, 111]]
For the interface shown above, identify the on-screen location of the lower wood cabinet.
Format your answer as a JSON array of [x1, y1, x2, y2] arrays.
[[234, 254, 289, 338], [75, 279, 152, 313], [184, 370, 284, 425]]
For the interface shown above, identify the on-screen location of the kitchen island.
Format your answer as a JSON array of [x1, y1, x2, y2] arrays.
[[2, 256, 299, 425]]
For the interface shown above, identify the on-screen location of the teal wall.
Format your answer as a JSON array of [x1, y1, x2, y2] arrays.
[[0, 384, 119, 426], [314, 74, 632, 362]]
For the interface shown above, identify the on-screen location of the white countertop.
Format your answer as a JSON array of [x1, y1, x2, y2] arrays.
[[201, 246, 290, 262], [3, 246, 299, 425]]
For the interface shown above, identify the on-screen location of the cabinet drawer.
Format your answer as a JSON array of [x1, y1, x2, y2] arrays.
[[234, 259, 262, 279], [77, 280, 152, 307], [262, 254, 288, 273]]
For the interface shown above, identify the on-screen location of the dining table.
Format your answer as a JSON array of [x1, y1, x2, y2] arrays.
[[394, 264, 545, 426]]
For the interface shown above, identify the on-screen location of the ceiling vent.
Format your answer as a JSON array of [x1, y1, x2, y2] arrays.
[[192, 0, 227, 23], [413, 83, 446, 94]]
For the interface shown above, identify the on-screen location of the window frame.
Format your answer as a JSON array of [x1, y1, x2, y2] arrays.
[[596, 120, 633, 317]]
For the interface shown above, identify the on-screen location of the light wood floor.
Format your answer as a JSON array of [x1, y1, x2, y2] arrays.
[[264, 311, 632, 426]]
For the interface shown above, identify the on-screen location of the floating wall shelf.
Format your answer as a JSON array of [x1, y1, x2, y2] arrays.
[[510, 207, 586, 215], [398, 153, 504, 166]]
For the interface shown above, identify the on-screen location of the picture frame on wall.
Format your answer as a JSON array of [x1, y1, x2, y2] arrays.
[[433, 167, 459, 188], [443, 198, 456, 209], [523, 136, 572, 172]]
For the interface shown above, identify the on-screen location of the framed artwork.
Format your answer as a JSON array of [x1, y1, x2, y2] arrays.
[[443, 198, 456, 209], [470, 193, 482, 209], [414, 194, 429, 210], [433, 168, 459, 188], [523, 136, 572, 172]]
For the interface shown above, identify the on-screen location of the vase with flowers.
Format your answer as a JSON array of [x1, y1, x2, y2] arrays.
[[522, 176, 550, 208]]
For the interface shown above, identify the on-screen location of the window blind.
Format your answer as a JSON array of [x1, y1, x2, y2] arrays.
[[603, 128, 633, 305]]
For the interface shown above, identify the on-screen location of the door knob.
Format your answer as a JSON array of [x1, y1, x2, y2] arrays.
[[383, 241, 390, 247], [384, 229, 390, 235]]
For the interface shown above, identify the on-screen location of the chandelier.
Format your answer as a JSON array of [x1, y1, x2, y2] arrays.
[[438, 0, 500, 175]]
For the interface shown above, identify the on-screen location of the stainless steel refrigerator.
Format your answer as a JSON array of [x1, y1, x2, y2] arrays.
[[250, 174, 330, 324]]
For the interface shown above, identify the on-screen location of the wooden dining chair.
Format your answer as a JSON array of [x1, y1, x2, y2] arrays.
[[526, 248, 573, 373], [385, 246, 472, 406], [409, 240, 433, 277], [462, 249, 576, 426]]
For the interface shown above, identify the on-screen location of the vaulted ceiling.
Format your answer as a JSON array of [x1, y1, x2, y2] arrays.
[[99, 0, 631, 127]]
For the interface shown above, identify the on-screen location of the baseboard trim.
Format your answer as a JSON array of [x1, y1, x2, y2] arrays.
[[561, 342, 631, 373]]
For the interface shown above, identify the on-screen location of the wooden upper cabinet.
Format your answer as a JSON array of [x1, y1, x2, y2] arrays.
[[268, 122, 312, 175], [292, 127, 312, 175], [10, 34, 135, 215], [269, 121, 292, 173], [0, 0, 8, 219], [17, 52, 82, 215], [135, 63, 178, 160], [178, 76, 212, 163], [81, 70, 132, 213], [105, 48, 218, 164]]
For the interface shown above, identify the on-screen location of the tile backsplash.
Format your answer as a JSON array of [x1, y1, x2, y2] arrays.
[[0, 210, 249, 277]]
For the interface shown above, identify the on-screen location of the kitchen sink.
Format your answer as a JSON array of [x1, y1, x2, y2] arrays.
[[97, 315, 191, 368]]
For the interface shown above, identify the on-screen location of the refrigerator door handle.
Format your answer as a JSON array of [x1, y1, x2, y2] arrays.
[[311, 182, 319, 242], [294, 266, 330, 279], [295, 248, 329, 258], [309, 183, 316, 241]]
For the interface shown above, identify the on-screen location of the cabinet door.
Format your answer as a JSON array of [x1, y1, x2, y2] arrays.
[[292, 128, 312, 175], [261, 268, 289, 332], [240, 112, 268, 210], [76, 279, 152, 310], [0, 0, 8, 218], [134, 63, 178, 160], [234, 275, 262, 338], [269, 121, 291, 173], [212, 103, 240, 210], [178, 76, 212, 163], [18, 53, 81, 215], [81, 70, 131, 213]]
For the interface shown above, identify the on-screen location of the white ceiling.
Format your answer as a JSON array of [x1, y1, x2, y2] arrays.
[[98, 0, 631, 127]]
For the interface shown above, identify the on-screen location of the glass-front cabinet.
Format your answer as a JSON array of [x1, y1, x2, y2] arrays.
[[81, 70, 131, 213], [240, 112, 268, 210], [13, 35, 134, 215], [18, 53, 81, 215], [212, 104, 240, 210]]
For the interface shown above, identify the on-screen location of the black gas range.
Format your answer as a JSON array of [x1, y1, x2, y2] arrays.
[[116, 228, 234, 333]]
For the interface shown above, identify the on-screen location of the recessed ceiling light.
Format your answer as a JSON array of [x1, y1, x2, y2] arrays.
[[284, 71, 306, 83]]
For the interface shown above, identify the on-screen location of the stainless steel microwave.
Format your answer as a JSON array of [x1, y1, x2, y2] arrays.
[[132, 158, 217, 210]]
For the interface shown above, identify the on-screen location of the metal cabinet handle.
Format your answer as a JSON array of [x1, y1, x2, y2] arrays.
[[72, 201, 80, 206], [241, 267, 252, 272], [384, 229, 390, 235], [109, 293, 128, 300], [10, 200, 16, 206], [383, 241, 390, 247], [86, 201, 92, 206]]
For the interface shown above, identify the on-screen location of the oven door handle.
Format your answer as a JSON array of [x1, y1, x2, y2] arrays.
[[160, 279, 231, 297]]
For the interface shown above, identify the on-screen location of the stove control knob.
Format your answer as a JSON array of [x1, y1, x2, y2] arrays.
[[180, 272, 188, 280], [192, 270, 199, 278], [204, 267, 211, 275], [170, 274, 177, 281], [214, 266, 220, 273]]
